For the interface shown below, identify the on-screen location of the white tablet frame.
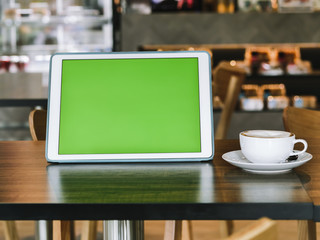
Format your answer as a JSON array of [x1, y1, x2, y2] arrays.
[[46, 51, 214, 163]]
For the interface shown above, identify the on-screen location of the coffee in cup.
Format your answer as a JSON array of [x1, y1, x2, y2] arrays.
[[239, 130, 308, 164]]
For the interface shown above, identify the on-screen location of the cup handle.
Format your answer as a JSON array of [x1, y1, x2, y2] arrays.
[[289, 139, 308, 156]]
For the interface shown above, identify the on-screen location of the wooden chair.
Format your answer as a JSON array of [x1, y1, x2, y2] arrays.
[[212, 61, 246, 237], [29, 109, 97, 240], [1, 221, 19, 240], [212, 61, 247, 139], [283, 106, 320, 138], [164, 218, 277, 240], [224, 218, 277, 240], [29, 109, 47, 141], [282, 106, 319, 240]]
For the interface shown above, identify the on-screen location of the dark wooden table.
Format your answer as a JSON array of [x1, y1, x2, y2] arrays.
[[0, 140, 317, 239]]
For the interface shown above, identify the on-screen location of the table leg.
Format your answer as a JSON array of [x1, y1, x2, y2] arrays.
[[103, 220, 144, 240], [298, 220, 317, 240], [35, 220, 53, 240]]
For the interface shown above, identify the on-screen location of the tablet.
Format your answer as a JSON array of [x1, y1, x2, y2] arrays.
[[46, 51, 214, 163]]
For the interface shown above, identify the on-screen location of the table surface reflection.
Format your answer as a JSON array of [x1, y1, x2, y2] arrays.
[[0, 140, 314, 221]]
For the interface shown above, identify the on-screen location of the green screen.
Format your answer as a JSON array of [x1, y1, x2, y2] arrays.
[[59, 57, 201, 154]]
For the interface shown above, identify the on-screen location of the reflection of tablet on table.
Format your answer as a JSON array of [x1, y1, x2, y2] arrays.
[[46, 51, 213, 163], [47, 163, 214, 203]]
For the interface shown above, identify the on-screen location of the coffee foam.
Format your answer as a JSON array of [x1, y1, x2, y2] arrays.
[[242, 130, 292, 138]]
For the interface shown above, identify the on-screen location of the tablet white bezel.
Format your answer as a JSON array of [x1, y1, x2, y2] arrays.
[[46, 51, 213, 162]]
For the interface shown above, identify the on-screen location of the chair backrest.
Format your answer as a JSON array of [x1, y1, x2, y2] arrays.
[[282, 106, 320, 138], [29, 109, 47, 141], [213, 61, 246, 139]]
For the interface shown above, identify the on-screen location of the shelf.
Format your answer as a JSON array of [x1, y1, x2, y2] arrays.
[[247, 71, 320, 79], [1, 15, 111, 27], [247, 71, 320, 78], [244, 73, 320, 102], [20, 44, 111, 52]]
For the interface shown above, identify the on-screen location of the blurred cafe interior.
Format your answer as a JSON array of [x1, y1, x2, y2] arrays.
[[1, 0, 320, 238]]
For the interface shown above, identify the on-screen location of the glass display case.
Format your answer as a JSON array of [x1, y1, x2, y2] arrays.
[[0, 0, 113, 74]]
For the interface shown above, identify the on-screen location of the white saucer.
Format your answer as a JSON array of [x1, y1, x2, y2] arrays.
[[222, 150, 312, 174]]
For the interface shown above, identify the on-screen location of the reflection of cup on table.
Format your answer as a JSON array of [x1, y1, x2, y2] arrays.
[[240, 130, 308, 164]]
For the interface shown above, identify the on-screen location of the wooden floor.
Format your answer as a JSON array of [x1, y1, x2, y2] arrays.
[[1, 220, 320, 240]]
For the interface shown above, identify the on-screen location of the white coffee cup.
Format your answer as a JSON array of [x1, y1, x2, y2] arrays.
[[239, 130, 308, 164]]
